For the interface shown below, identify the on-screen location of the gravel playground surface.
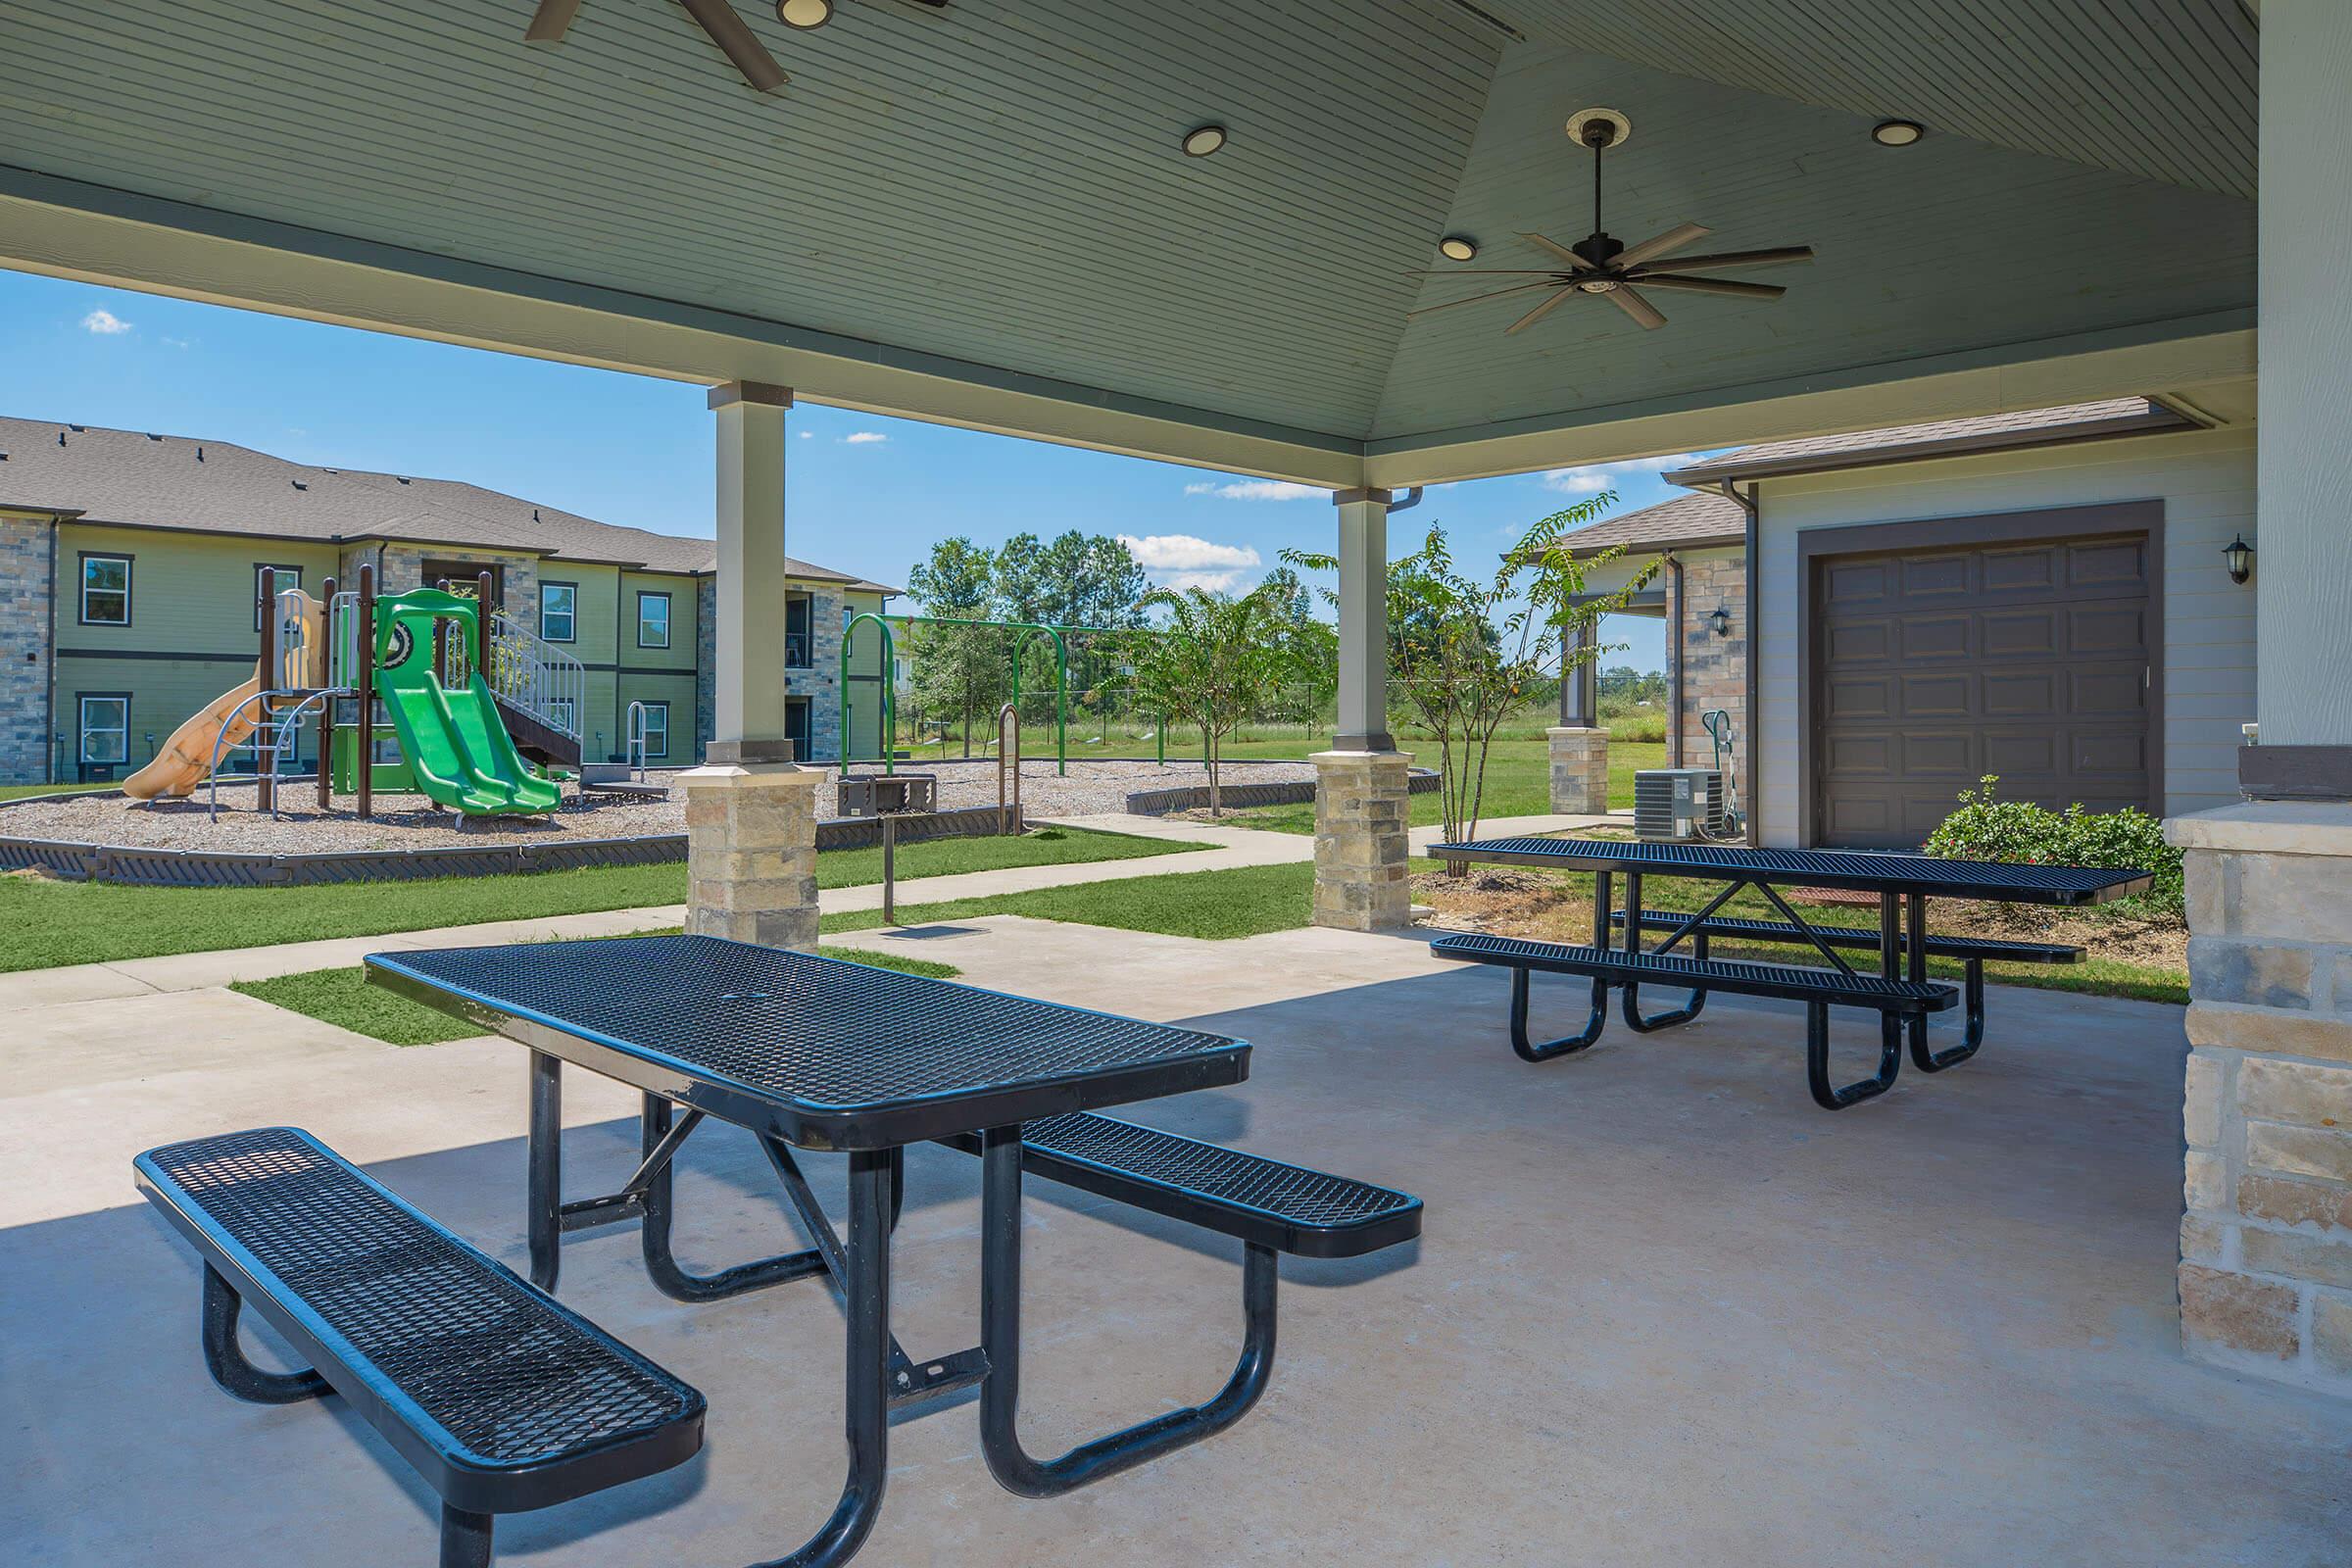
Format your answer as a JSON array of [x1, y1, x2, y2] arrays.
[[0, 759, 1318, 854]]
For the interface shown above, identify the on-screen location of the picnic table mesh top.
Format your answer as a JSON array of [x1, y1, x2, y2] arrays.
[[1431, 837, 2149, 903], [372, 935, 1243, 1110], [143, 1127, 698, 1465]]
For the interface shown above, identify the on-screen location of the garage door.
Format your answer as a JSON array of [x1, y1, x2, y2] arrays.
[[1812, 531, 2152, 849]]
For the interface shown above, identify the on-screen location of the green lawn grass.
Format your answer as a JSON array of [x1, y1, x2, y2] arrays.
[[0, 781, 119, 803], [824, 859, 1335, 942], [232, 944, 960, 1047], [1212, 735, 1663, 834], [1, 826, 1202, 974]]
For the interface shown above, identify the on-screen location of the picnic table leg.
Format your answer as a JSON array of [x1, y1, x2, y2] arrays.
[[978, 1125, 1275, 1496], [1805, 1004, 1904, 1110], [1499, 871, 1610, 1059], [639, 1096, 828, 1301], [1905, 891, 1984, 1072], [200, 1262, 329, 1404], [527, 1052, 563, 1292], [1620, 872, 1709, 1033], [745, 1148, 895, 1568]]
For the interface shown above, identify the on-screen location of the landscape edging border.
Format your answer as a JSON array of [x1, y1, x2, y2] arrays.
[[1124, 767, 1439, 815]]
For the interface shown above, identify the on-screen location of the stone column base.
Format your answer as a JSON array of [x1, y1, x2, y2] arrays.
[[1547, 726, 1609, 814], [683, 760, 820, 952], [1311, 750, 1412, 931], [2171, 802, 2352, 1392]]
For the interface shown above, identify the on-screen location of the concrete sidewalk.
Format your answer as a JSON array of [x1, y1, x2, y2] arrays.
[[0, 810, 1617, 1008]]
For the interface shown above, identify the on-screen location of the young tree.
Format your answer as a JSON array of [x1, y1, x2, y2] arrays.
[[1285, 498, 1657, 850], [1128, 583, 1295, 816]]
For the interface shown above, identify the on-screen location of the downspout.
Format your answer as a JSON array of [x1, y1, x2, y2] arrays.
[[1664, 553, 1685, 768], [1713, 480, 1762, 847], [614, 571, 626, 762]]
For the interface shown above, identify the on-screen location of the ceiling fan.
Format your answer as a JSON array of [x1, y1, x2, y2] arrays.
[[1411, 108, 1814, 334], [523, 0, 948, 94]]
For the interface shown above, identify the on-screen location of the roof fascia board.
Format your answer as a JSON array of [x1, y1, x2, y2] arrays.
[[1360, 314, 2254, 487], [0, 169, 1369, 490], [1662, 407, 2198, 486]]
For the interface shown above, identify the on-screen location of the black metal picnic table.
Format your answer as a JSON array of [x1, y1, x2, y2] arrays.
[[1426, 837, 2152, 1106], [365, 934, 1260, 1568]]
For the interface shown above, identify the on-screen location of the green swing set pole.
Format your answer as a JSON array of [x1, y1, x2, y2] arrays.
[[840, 612, 898, 775], [1007, 624, 1070, 776]]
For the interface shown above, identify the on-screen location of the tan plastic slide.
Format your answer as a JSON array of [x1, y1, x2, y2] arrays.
[[123, 592, 326, 801]]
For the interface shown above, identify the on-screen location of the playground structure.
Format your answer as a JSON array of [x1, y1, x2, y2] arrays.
[[841, 612, 1170, 777], [123, 564, 583, 819]]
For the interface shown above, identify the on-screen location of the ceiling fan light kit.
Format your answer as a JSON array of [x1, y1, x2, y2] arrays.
[[1407, 104, 1814, 334]]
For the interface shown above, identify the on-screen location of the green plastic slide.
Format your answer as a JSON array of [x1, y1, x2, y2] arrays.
[[373, 588, 562, 814]]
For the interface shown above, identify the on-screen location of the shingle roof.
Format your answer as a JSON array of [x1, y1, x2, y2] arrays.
[[1662, 398, 2193, 485], [0, 416, 894, 591], [1553, 489, 1747, 555]]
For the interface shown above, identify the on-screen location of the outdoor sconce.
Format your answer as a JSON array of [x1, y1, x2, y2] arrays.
[[1708, 605, 1733, 637], [2223, 533, 2254, 585]]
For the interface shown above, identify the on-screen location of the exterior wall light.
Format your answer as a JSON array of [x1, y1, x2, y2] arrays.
[[2223, 532, 2254, 584], [1871, 120, 1925, 146], [1708, 606, 1732, 637], [777, 0, 834, 26], [1182, 124, 1229, 157], [1439, 235, 1478, 262]]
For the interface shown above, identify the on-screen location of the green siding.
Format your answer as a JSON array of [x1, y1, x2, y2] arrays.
[[56, 524, 338, 655]]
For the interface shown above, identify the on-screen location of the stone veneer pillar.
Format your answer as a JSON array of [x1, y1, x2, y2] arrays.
[[2173, 803, 2352, 1388], [684, 762, 821, 951], [684, 380, 817, 950], [1311, 749, 1411, 931], [1547, 726, 1608, 814]]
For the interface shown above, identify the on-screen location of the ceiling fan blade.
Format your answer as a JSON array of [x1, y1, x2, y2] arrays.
[[1518, 232, 1594, 270], [1634, 274, 1788, 300], [1636, 246, 1815, 273], [1612, 221, 1712, 270], [524, 0, 582, 42], [677, 0, 788, 91], [1406, 281, 1559, 319], [1504, 289, 1577, 335], [1606, 285, 1667, 330], [1402, 269, 1573, 276]]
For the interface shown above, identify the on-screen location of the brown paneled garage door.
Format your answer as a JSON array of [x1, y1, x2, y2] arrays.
[[1811, 526, 2154, 849]]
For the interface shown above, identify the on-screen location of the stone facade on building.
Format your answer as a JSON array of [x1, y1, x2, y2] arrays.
[[374, 544, 539, 620], [1668, 551, 1747, 770], [699, 579, 857, 763], [2172, 805, 2352, 1393], [0, 516, 53, 788]]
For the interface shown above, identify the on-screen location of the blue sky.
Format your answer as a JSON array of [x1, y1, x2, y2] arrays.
[[1, 270, 1687, 668]]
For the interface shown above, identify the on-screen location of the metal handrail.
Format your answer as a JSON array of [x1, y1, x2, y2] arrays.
[[626, 701, 652, 781], [996, 703, 1021, 834], [206, 685, 328, 821], [484, 608, 585, 743]]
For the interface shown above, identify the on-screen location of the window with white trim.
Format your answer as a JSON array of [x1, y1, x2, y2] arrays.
[[255, 564, 302, 631], [541, 582, 577, 643], [637, 590, 671, 650], [80, 555, 130, 625], [638, 701, 670, 760], [78, 696, 129, 764]]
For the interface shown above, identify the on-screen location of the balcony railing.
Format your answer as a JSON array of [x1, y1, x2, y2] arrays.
[[786, 630, 812, 669]]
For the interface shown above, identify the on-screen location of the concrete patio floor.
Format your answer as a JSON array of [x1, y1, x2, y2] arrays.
[[3, 917, 2345, 1566]]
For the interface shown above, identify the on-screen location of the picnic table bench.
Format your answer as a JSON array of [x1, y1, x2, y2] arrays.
[[135, 1126, 705, 1568], [134, 936, 1420, 1566], [1428, 837, 2147, 1109]]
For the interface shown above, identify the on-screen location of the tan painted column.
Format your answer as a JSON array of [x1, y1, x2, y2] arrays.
[[683, 381, 818, 952], [2171, 1, 2352, 1392], [1313, 487, 1411, 931]]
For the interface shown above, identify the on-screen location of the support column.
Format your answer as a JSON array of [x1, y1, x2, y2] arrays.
[[1314, 487, 1410, 931], [1547, 727, 1608, 814], [2172, 2, 2352, 1394], [683, 381, 818, 952]]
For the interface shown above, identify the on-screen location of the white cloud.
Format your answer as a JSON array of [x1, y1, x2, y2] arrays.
[[1539, 453, 1697, 494], [1183, 477, 1324, 502], [842, 430, 888, 445], [1119, 531, 1263, 593], [80, 309, 132, 335], [798, 429, 813, 439]]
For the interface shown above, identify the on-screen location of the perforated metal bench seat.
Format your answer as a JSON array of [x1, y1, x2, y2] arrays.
[[943, 1112, 1422, 1258], [1608, 911, 2083, 965], [135, 1127, 704, 1566], [1429, 932, 1959, 1012]]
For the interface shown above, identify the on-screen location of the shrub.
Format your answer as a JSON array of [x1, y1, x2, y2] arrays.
[[1922, 775, 2182, 917]]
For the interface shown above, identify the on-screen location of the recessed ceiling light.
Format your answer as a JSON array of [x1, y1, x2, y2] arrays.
[[1182, 124, 1228, 158], [777, 0, 833, 25], [1871, 119, 1925, 147], [1438, 235, 1478, 262]]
